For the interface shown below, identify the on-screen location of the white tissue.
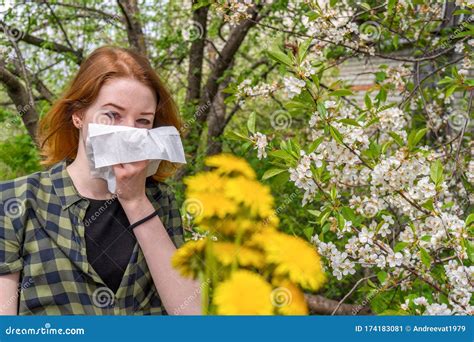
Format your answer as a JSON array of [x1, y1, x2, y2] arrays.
[[85, 123, 186, 193]]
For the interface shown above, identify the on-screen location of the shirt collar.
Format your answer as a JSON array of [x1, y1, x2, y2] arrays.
[[49, 158, 85, 210]]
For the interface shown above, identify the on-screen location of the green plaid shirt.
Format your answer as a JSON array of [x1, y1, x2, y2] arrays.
[[0, 158, 184, 315]]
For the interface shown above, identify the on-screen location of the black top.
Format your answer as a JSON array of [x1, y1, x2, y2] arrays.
[[84, 196, 136, 293]]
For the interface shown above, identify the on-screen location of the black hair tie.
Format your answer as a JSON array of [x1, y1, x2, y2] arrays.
[[129, 210, 159, 230]]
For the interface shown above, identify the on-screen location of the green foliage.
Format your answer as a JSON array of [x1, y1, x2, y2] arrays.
[[0, 134, 41, 180]]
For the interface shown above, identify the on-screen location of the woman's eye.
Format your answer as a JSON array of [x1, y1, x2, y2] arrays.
[[105, 111, 119, 119], [137, 119, 151, 125]]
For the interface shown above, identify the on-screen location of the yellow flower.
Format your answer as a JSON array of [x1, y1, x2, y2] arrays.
[[214, 270, 274, 315], [184, 171, 226, 194], [185, 192, 238, 220], [171, 239, 207, 279], [251, 228, 326, 291], [271, 279, 309, 315], [213, 242, 264, 268], [205, 153, 256, 179], [225, 176, 275, 218]]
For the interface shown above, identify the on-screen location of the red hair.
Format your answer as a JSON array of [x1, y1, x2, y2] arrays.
[[38, 45, 183, 181]]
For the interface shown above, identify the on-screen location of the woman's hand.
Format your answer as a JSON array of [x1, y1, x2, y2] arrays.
[[112, 160, 149, 205]]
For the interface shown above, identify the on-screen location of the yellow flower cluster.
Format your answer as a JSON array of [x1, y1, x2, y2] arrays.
[[172, 153, 326, 315]]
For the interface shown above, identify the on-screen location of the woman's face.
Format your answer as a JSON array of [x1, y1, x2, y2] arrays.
[[74, 77, 157, 139]]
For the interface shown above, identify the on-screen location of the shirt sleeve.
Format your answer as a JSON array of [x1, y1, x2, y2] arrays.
[[166, 189, 185, 249], [0, 205, 24, 275]]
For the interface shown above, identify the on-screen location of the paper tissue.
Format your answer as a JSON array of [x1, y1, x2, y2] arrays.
[[85, 123, 186, 193]]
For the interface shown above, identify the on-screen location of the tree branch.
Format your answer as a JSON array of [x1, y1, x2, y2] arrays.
[[117, 0, 147, 57]]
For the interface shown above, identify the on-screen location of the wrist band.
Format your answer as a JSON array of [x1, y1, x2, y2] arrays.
[[129, 210, 159, 230]]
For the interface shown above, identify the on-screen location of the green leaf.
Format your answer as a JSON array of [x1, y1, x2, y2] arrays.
[[376, 86, 387, 103], [445, 84, 458, 98], [365, 93, 373, 109], [388, 132, 404, 146], [419, 247, 432, 268], [308, 136, 324, 153], [421, 198, 434, 211], [329, 125, 344, 145], [225, 130, 250, 141], [375, 71, 386, 82], [247, 112, 256, 134], [338, 118, 361, 127], [377, 271, 387, 283], [303, 227, 314, 241], [321, 222, 331, 234], [466, 240, 474, 263], [262, 168, 287, 180], [268, 149, 294, 161], [413, 128, 427, 146], [379, 309, 409, 315], [298, 38, 313, 63], [408, 127, 427, 149], [430, 159, 444, 186], [466, 213, 474, 226], [317, 101, 327, 118], [341, 206, 356, 222], [420, 235, 432, 242], [394, 242, 409, 253], [330, 89, 353, 97], [266, 47, 293, 67], [387, 0, 396, 14], [308, 210, 321, 217], [320, 211, 331, 226]]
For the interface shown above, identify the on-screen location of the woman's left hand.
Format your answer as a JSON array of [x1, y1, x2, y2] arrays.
[[112, 160, 149, 205]]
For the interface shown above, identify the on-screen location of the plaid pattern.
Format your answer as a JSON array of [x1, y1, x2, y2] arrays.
[[0, 158, 184, 315]]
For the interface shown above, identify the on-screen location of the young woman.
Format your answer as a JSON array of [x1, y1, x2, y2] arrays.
[[0, 46, 201, 315]]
